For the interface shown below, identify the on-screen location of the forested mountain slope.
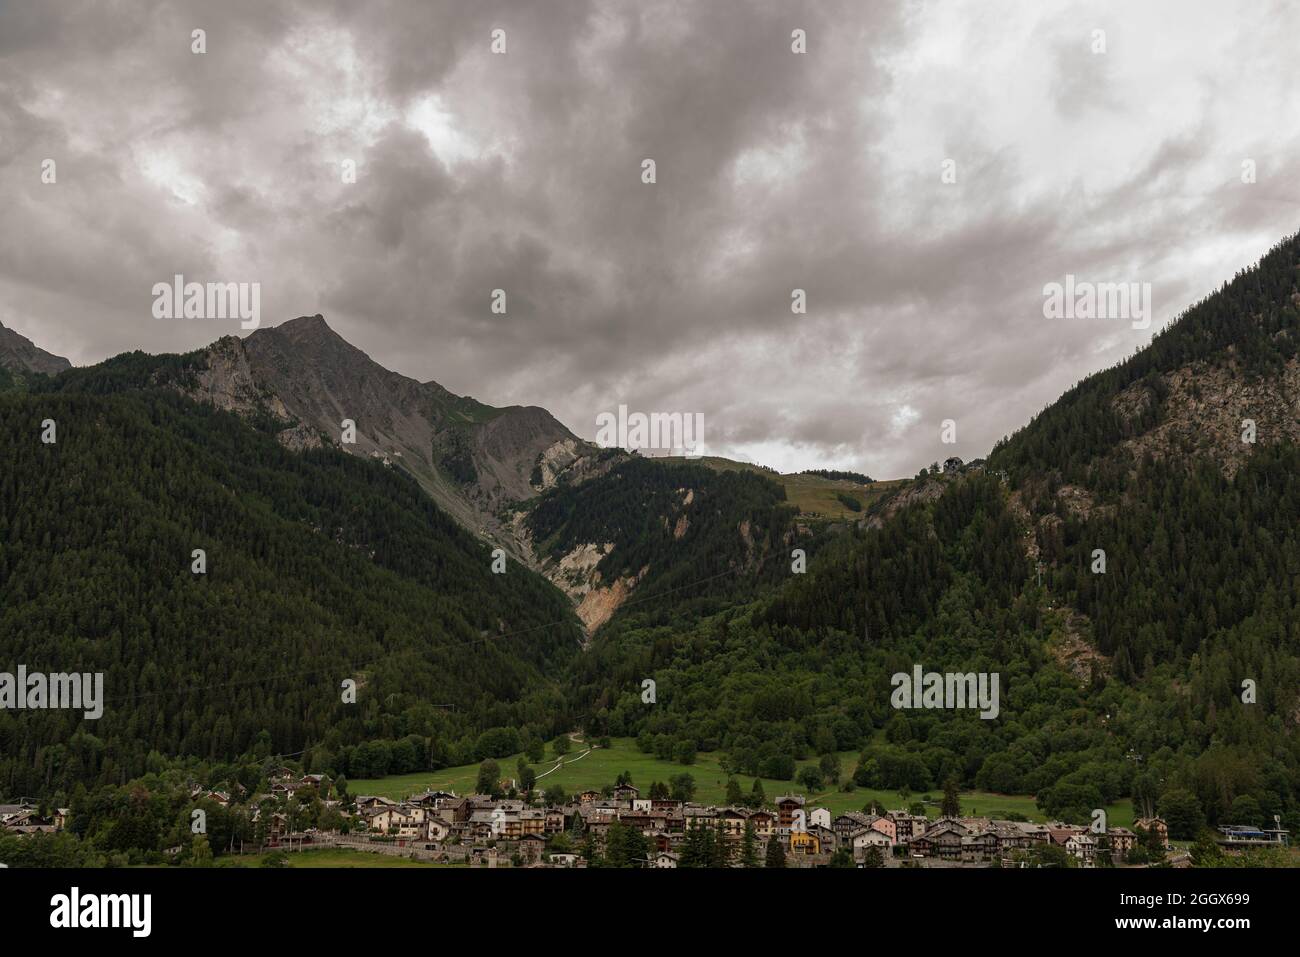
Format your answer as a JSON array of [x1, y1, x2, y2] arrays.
[[520, 455, 810, 633], [987, 231, 1300, 699], [991, 231, 1300, 487], [573, 233, 1300, 833], [0, 372, 584, 798]]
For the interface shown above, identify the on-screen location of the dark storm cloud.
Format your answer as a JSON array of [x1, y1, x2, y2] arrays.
[[1, 0, 1298, 476]]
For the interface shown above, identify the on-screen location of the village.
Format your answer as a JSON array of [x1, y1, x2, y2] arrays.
[[6, 766, 1286, 869], [2, 764, 1289, 868], [337, 784, 1176, 867]]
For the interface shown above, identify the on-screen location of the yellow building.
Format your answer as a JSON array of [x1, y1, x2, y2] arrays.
[[789, 830, 821, 855]]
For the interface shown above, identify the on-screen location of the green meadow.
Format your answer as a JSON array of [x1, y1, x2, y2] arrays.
[[693, 456, 907, 520], [350, 737, 1134, 827], [218, 848, 460, 868]]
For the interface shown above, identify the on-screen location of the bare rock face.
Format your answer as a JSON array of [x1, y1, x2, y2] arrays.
[[575, 576, 636, 634], [552, 542, 615, 598], [0, 320, 72, 376], [1047, 609, 1111, 684], [179, 314, 596, 559], [572, 564, 649, 636], [532, 539, 641, 636], [275, 422, 324, 452], [188, 335, 294, 421], [1112, 358, 1300, 477], [532, 438, 582, 491]]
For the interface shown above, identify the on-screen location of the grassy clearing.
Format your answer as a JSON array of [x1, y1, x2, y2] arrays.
[[691, 456, 906, 520], [349, 737, 1134, 827], [778, 475, 907, 520]]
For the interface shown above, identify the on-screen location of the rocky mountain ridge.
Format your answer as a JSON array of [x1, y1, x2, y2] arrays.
[[0, 320, 72, 378], [180, 314, 607, 557]]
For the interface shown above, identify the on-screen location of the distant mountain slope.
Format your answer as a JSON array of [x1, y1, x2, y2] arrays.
[[179, 315, 605, 555], [521, 456, 809, 633], [693, 455, 905, 520], [0, 380, 584, 799], [0, 320, 71, 388]]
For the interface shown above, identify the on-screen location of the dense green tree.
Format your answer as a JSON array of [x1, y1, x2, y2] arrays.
[[1228, 795, 1262, 827], [764, 835, 786, 869], [798, 766, 824, 793], [1027, 844, 1074, 868], [185, 833, 214, 867], [740, 821, 759, 867], [602, 820, 648, 868], [0, 380, 583, 800], [819, 753, 841, 786], [476, 760, 500, 797], [711, 824, 732, 868], [941, 777, 961, 818], [828, 848, 854, 868], [680, 821, 711, 868], [669, 773, 696, 802], [1159, 789, 1206, 840]]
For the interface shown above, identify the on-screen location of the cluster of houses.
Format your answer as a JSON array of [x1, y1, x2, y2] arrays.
[[184, 770, 348, 842], [4, 771, 1287, 868], [0, 802, 69, 835], [346, 783, 1181, 868]]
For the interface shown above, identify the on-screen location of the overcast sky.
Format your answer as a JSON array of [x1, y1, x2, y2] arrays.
[[3, 0, 1299, 477]]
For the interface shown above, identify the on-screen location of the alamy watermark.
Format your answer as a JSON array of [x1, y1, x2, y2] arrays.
[[595, 404, 704, 457], [50, 887, 150, 937], [152, 274, 260, 329], [0, 666, 104, 719], [890, 665, 999, 719], [1042, 275, 1151, 330]]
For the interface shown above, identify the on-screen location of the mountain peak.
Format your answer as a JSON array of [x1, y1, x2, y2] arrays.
[[184, 312, 591, 556], [251, 313, 372, 365], [263, 313, 337, 340]]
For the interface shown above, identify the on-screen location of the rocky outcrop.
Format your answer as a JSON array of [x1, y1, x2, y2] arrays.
[[1112, 358, 1300, 478], [551, 542, 614, 599], [861, 474, 949, 530], [1047, 609, 1111, 683], [187, 334, 294, 422], [531, 437, 582, 491]]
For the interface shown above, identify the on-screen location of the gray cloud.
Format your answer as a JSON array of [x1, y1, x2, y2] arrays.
[[2, 0, 1298, 477]]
